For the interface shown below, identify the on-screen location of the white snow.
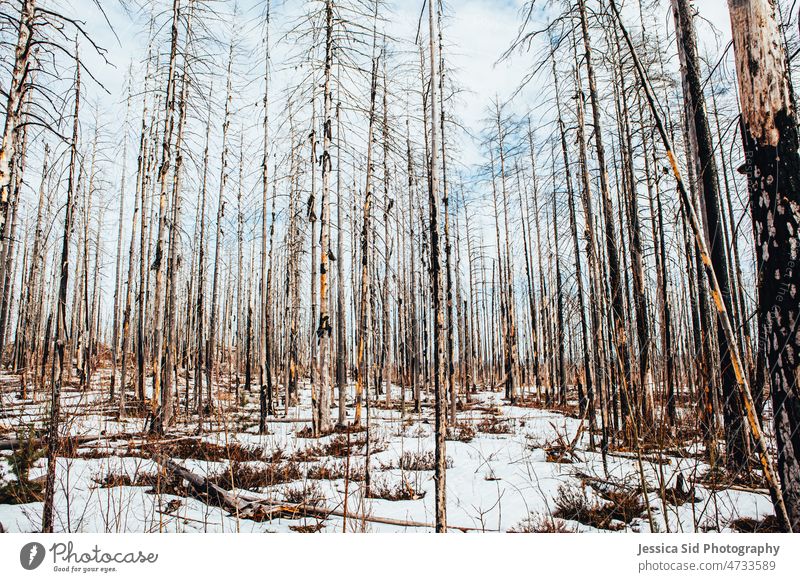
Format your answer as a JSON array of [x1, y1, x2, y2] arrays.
[[0, 372, 776, 533]]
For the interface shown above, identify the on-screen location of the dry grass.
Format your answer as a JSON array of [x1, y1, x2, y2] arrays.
[[283, 482, 325, 506], [93, 469, 191, 497], [553, 483, 645, 531], [289, 433, 385, 461], [94, 470, 159, 489], [729, 515, 781, 533], [306, 461, 365, 482], [289, 521, 326, 532], [295, 425, 340, 438], [289, 444, 326, 462], [366, 479, 425, 501], [156, 439, 264, 462], [544, 444, 575, 464], [382, 450, 454, 471], [209, 461, 303, 490], [476, 416, 514, 434], [546, 402, 581, 419], [700, 466, 768, 491], [446, 423, 476, 443], [322, 434, 366, 457], [0, 480, 43, 504], [508, 513, 575, 533], [660, 474, 702, 506]]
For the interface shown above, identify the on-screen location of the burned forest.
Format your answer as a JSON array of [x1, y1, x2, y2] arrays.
[[0, 0, 799, 535]]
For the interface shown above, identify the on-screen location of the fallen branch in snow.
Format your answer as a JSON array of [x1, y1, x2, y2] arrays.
[[155, 509, 222, 527], [240, 501, 489, 532], [261, 417, 312, 423], [151, 452, 250, 514], [604, 450, 672, 465], [574, 470, 641, 494]]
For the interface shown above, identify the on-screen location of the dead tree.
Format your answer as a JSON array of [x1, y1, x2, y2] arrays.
[[672, 0, 750, 470], [726, 0, 800, 532], [426, 0, 447, 533], [0, 0, 34, 286], [314, 0, 335, 436], [42, 49, 80, 533]]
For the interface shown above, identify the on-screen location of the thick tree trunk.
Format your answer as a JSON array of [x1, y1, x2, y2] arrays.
[[427, 0, 447, 533], [727, 0, 800, 532], [315, 0, 334, 436]]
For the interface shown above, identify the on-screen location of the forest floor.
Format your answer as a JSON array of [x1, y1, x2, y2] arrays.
[[0, 369, 777, 533]]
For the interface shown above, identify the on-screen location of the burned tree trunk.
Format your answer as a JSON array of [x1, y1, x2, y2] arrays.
[[315, 0, 334, 436], [727, 0, 800, 532], [426, 0, 447, 533], [673, 0, 750, 470], [42, 51, 80, 533], [0, 0, 34, 284]]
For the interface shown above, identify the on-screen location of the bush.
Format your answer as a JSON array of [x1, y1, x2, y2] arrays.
[[729, 515, 781, 533], [0, 426, 44, 505], [142, 438, 263, 463], [306, 461, 365, 482], [366, 479, 425, 501], [283, 482, 325, 506], [382, 450, 454, 471], [553, 482, 645, 531], [477, 416, 513, 434], [508, 513, 575, 533], [209, 461, 302, 491], [446, 423, 476, 443]]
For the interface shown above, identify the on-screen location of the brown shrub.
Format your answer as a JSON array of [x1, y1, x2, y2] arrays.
[[0, 480, 43, 504], [283, 482, 325, 506], [143, 438, 263, 463], [306, 461, 365, 482], [94, 470, 159, 489], [553, 483, 645, 530], [544, 445, 574, 464], [93, 469, 192, 496], [289, 521, 326, 533], [508, 514, 575, 533], [476, 416, 514, 434], [208, 461, 302, 491], [729, 515, 781, 533], [446, 423, 476, 443], [366, 479, 425, 501], [322, 434, 367, 457], [289, 444, 326, 462], [382, 450, 454, 471]]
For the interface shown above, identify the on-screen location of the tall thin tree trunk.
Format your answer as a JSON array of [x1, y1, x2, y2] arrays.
[[42, 51, 80, 533]]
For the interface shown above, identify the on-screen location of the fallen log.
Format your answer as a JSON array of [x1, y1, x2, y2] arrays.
[[604, 450, 672, 465], [239, 501, 488, 532], [151, 452, 250, 514]]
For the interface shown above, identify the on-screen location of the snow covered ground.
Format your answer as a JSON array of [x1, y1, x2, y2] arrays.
[[0, 371, 775, 533]]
